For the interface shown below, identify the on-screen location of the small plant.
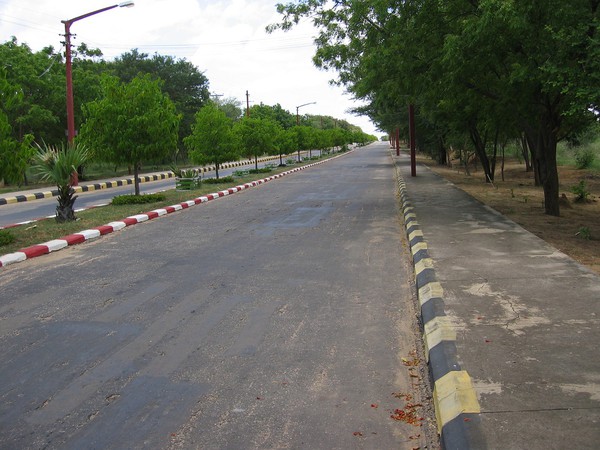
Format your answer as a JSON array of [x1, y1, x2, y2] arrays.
[[575, 147, 596, 169], [112, 193, 166, 205], [204, 176, 235, 184], [31, 141, 92, 222], [0, 230, 15, 247], [575, 226, 592, 240], [286, 158, 296, 165], [248, 167, 272, 174], [571, 180, 591, 202], [170, 165, 198, 178]]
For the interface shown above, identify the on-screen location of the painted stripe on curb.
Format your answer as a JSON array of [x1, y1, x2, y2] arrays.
[[393, 152, 482, 448], [433, 371, 480, 433], [45, 239, 69, 252], [423, 315, 457, 361], [0, 150, 353, 268]]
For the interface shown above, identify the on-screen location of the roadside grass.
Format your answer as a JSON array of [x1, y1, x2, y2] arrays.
[[0, 154, 332, 256]]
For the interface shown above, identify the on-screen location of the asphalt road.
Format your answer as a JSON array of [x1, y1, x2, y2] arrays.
[[0, 158, 293, 227], [0, 143, 437, 449]]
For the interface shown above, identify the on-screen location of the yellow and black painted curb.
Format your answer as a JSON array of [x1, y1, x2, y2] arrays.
[[394, 158, 484, 449], [0, 156, 283, 206]]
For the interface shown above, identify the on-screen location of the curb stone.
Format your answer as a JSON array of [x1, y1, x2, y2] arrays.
[[0, 156, 283, 206], [0, 152, 350, 269], [393, 155, 485, 449]]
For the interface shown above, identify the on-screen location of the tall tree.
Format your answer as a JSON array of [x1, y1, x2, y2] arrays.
[[80, 74, 180, 195], [0, 38, 64, 144], [270, 0, 600, 216], [184, 103, 240, 179], [0, 71, 34, 185], [235, 117, 281, 169], [110, 50, 211, 155]]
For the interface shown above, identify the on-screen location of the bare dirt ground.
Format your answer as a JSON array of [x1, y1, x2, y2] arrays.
[[419, 156, 600, 275]]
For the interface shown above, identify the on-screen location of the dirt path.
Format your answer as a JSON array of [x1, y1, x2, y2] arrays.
[[419, 156, 600, 275]]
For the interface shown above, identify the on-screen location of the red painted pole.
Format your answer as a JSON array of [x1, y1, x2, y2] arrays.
[[63, 21, 75, 145]]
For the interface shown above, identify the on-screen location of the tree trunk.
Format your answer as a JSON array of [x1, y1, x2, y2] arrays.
[[55, 184, 77, 222], [133, 163, 140, 196], [520, 134, 533, 172], [216, 162, 220, 179], [437, 137, 447, 166], [469, 125, 494, 182], [525, 120, 560, 216], [254, 155, 258, 170]]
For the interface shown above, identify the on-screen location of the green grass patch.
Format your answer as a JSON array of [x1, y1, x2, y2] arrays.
[[0, 154, 350, 255], [248, 168, 272, 174], [0, 152, 345, 256], [204, 176, 235, 184], [112, 193, 167, 205], [0, 230, 16, 247]]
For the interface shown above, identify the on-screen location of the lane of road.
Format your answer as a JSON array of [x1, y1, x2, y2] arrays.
[[0, 143, 437, 448], [0, 154, 313, 227]]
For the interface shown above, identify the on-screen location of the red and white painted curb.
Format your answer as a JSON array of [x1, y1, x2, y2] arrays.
[[0, 154, 349, 269]]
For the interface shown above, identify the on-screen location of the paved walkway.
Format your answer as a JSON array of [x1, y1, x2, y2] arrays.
[[393, 152, 600, 449]]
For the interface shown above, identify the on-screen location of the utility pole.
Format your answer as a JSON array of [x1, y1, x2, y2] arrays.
[[246, 90, 250, 117]]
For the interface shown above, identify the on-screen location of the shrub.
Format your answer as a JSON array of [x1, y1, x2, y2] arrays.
[[575, 226, 592, 240], [0, 230, 15, 247], [112, 193, 166, 205], [204, 176, 235, 184], [248, 167, 272, 174], [575, 147, 596, 169], [171, 165, 198, 178], [571, 180, 591, 202]]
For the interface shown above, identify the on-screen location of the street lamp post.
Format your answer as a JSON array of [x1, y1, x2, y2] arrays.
[[62, 2, 134, 145], [296, 101, 316, 126], [295, 101, 316, 161]]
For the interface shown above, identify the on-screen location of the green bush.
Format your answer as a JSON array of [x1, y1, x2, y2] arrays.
[[112, 193, 166, 205], [0, 230, 16, 247], [204, 176, 235, 184], [571, 180, 591, 202], [575, 147, 596, 169], [248, 167, 272, 174]]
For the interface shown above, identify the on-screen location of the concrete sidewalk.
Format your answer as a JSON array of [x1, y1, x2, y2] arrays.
[[393, 153, 600, 449]]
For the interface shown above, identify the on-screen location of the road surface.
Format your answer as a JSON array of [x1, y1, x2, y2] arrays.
[[0, 143, 437, 449]]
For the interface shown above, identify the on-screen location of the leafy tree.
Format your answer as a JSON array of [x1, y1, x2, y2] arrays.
[[0, 38, 63, 144], [235, 117, 281, 169], [270, 0, 600, 216], [274, 127, 298, 165], [31, 142, 91, 222], [249, 103, 296, 129], [0, 112, 34, 186], [184, 103, 240, 179], [80, 74, 180, 195], [110, 50, 210, 155], [214, 96, 243, 121], [0, 71, 34, 185]]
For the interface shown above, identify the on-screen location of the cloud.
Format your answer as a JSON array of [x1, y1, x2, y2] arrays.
[[0, 0, 380, 135]]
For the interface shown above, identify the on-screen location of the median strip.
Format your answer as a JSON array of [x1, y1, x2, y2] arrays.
[[0, 152, 351, 268]]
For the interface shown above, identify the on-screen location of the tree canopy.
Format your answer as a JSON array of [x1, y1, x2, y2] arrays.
[[269, 0, 600, 216], [184, 103, 240, 179], [80, 74, 180, 195]]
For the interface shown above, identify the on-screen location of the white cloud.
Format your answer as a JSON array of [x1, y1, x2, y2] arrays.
[[0, 0, 381, 135]]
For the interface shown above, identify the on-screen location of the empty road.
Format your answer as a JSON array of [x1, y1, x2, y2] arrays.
[[0, 143, 437, 449]]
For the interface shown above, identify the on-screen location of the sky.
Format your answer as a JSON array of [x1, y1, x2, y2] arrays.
[[0, 0, 381, 136]]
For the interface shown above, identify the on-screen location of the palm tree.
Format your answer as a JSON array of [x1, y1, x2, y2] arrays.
[[32, 142, 92, 222]]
